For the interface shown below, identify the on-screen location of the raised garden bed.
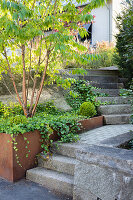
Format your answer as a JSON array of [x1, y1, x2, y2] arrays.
[[0, 116, 103, 182], [78, 116, 103, 133]]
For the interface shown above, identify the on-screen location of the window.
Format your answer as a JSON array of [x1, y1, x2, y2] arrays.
[[78, 23, 92, 43]]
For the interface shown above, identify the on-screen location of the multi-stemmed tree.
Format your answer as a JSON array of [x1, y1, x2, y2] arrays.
[[0, 0, 106, 117]]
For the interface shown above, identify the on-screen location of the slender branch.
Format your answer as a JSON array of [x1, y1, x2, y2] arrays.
[[32, 0, 36, 9], [21, 44, 27, 109], [29, 37, 42, 113], [31, 50, 50, 117], [3, 48, 23, 108], [1, 76, 14, 97], [27, 41, 32, 98]]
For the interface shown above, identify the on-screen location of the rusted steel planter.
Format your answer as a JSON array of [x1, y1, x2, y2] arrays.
[[0, 116, 103, 182], [78, 116, 104, 133], [0, 130, 42, 182]]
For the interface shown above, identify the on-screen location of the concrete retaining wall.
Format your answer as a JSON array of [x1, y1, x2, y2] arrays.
[[73, 145, 133, 200]]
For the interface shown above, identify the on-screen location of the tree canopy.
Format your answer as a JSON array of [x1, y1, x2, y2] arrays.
[[0, 0, 106, 117]]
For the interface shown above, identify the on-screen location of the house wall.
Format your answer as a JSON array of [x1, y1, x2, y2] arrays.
[[91, 4, 111, 45], [90, 0, 123, 45]]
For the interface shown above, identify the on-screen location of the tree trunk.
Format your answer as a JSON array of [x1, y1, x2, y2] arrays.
[[31, 51, 49, 117]]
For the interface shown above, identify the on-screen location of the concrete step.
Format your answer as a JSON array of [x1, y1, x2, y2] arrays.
[[90, 82, 124, 89], [26, 167, 74, 197], [59, 68, 120, 77], [38, 154, 77, 176], [79, 75, 118, 83], [96, 96, 131, 105], [98, 104, 132, 115], [94, 89, 120, 96], [103, 114, 131, 125], [51, 143, 80, 158]]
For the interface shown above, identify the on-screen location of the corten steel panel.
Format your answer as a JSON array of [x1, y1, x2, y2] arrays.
[[0, 133, 14, 181], [0, 130, 42, 182], [78, 116, 104, 133]]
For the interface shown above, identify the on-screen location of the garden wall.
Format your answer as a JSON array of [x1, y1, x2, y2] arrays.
[[73, 138, 133, 200]]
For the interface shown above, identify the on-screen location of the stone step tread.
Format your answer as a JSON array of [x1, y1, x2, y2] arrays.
[[27, 167, 74, 196], [104, 114, 131, 117], [94, 88, 120, 96], [99, 104, 132, 109], [96, 96, 131, 104], [38, 154, 77, 175], [39, 154, 77, 165], [90, 82, 124, 89], [100, 103, 131, 107], [51, 143, 81, 158], [27, 167, 73, 183], [80, 76, 118, 83]]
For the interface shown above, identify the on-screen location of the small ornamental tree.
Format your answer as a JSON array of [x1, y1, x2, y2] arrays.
[[0, 0, 106, 118]]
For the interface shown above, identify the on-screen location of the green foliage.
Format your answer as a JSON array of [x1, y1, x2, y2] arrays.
[[0, 0, 107, 117], [0, 102, 24, 118], [36, 101, 60, 115], [8, 115, 27, 125], [79, 101, 96, 117], [65, 42, 117, 69], [66, 79, 105, 110], [86, 47, 117, 69], [115, 1, 133, 83], [0, 102, 87, 147]]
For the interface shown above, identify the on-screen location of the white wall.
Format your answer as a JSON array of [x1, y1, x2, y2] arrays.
[[91, 3, 112, 45]]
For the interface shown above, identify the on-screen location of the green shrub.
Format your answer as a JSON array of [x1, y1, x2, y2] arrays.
[[8, 115, 27, 125], [79, 101, 96, 117], [115, 1, 133, 84]]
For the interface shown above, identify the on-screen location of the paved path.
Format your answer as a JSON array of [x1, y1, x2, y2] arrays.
[[78, 124, 133, 145], [0, 178, 71, 200]]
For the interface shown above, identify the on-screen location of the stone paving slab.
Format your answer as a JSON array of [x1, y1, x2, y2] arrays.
[[78, 124, 133, 145], [0, 178, 72, 200]]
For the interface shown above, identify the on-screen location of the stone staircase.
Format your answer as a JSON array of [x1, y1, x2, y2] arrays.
[[26, 125, 133, 198], [26, 67, 132, 198], [81, 68, 132, 125], [97, 97, 131, 125], [26, 143, 78, 197]]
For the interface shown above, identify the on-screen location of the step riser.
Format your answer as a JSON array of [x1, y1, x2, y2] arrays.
[[90, 82, 124, 89], [59, 69, 120, 76], [104, 115, 131, 125], [27, 169, 73, 197], [79, 75, 118, 83], [96, 97, 131, 105], [94, 89, 120, 96], [98, 105, 131, 115], [38, 157, 76, 176]]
